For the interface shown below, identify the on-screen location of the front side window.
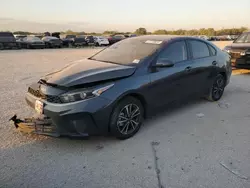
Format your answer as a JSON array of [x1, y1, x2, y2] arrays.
[[189, 40, 210, 59], [157, 41, 187, 63]]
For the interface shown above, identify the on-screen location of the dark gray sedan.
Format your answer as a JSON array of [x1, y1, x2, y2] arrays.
[[11, 35, 232, 139], [17, 36, 45, 49]]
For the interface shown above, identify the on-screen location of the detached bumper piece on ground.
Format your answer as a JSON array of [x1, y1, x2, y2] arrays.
[[9, 115, 60, 137], [9, 115, 90, 138]]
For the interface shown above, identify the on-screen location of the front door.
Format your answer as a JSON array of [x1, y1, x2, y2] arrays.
[[147, 40, 194, 107]]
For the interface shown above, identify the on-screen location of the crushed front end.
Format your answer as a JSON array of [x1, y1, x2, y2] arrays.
[[9, 80, 114, 138]]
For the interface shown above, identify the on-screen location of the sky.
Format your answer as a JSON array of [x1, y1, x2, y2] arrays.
[[1, 0, 250, 32]]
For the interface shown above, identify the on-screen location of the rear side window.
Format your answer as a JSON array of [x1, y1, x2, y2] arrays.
[[208, 44, 216, 56], [158, 41, 187, 63], [0, 32, 14, 37], [189, 40, 210, 59]]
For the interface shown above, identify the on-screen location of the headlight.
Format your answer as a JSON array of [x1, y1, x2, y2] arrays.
[[240, 51, 246, 56], [60, 83, 114, 103], [223, 48, 231, 54]]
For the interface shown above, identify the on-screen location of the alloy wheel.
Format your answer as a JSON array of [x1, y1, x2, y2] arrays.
[[212, 76, 225, 100], [117, 104, 141, 135]]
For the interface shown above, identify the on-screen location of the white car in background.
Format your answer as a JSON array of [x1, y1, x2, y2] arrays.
[[93, 36, 109, 46]]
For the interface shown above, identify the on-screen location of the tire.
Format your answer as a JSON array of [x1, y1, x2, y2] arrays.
[[206, 74, 225, 101], [16, 43, 21, 49], [68, 42, 73, 48], [0, 43, 4, 50], [110, 96, 144, 140]]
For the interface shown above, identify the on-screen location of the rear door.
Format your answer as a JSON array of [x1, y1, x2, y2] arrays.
[[187, 39, 218, 95]]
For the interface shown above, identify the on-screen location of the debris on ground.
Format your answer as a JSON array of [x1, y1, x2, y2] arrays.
[[196, 113, 205, 118], [218, 102, 231, 109], [96, 145, 104, 150], [220, 162, 248, 180], [151, 141, 160, 146]]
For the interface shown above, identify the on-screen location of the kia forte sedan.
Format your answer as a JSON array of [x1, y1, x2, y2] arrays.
[[10, 35, 232, 139]]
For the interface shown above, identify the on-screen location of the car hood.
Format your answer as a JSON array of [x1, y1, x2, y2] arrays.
[[41, 59, 136, 87], [228, 43, 250, 50]]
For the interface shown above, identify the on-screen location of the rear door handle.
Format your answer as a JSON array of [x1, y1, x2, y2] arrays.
[[185, 66, 192, 72], [212, 61, 218, 66]]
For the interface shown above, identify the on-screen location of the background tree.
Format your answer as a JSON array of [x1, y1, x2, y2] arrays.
[[135, 28, 147, 35], [103, 30, 117, 35], [153, 30, 168, 35]]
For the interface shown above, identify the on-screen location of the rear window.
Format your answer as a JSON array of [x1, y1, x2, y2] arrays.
[[66, 35, 76, 39], [25, 36, 41, 41], [90, 38, 162, 65], [0, 32, 14, 37]]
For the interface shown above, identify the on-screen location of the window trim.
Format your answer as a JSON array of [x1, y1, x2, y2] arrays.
[[187, 39, 211, 60], [153, 40, 189, 65]]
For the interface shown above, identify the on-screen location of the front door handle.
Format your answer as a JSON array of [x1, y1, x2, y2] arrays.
[[212, 61, 218, 66], [185, 66, 192, 72]]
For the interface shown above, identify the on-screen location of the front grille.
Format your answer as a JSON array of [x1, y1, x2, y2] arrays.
[[28, 87, 62, 103]]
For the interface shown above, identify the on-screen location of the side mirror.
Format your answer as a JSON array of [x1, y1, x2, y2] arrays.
[[153, 59, 174, 68]]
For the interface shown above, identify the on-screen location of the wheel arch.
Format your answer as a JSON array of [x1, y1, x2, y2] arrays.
[[107, 92, 148, 132]]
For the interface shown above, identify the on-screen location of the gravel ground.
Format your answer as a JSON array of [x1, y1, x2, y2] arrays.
[[1, 44, 250, 188]]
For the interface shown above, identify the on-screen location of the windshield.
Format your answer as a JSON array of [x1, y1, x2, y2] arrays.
[[66, 35, 76, 39], [26, 36, 41, 41], [90, 38, 162, 65], [234, 33, 250, 43]]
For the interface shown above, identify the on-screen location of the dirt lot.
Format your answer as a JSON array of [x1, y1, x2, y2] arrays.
[[1, 42, 250, 188]]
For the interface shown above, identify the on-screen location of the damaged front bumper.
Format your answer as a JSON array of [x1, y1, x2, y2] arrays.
[[9, 115, 60, 137]]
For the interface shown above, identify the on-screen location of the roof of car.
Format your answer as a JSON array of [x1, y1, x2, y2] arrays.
[[43, 36, 58, 39], [126, 35, 189, 42]]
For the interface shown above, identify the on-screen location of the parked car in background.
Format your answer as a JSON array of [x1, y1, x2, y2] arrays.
[[223, 31, 250, 68], [73, 36, 87, 47], [42, 36, 62, 48], [35, 35, 43, 39], [198, 35, 210, 40], [61, 35, 76, 47], [85, 35, 95, 45], [0, 32, 18, 50], [51, 32, 61, 39], [107, 34, 126, 45], [12, 35, 231, 140], [93, 36, 109, 46], [17, 36, 45, 49], [14, 35, 27, 40], [129, 34, 137, 37]]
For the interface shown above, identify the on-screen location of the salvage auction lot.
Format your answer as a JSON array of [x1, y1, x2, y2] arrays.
[[1, 42, 250, 188]]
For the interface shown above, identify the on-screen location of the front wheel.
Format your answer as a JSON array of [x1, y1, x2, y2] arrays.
[[206, 74, 225, 101], [110, 97, 144, 140]]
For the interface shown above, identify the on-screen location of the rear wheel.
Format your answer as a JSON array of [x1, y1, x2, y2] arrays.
[[110, 97, 144, 140], [68, 42, 73, 48], [206, 74, 225, 101], [0, 43, 4, 50]]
